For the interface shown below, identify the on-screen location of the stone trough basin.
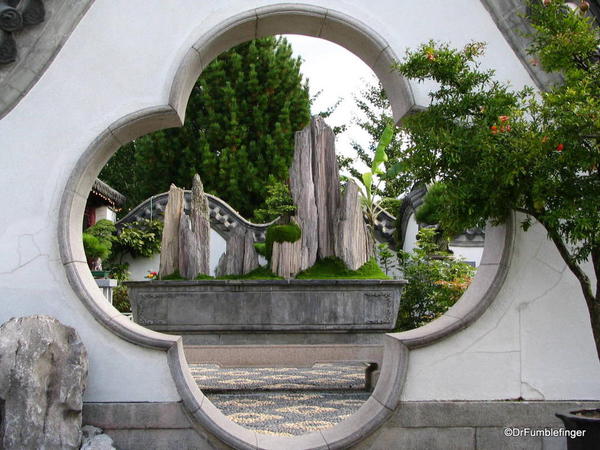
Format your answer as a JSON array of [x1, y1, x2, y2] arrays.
[[126, 279, 405, 335]]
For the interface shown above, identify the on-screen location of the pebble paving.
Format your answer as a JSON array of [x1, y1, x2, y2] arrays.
[[190, 363, 371, 436]]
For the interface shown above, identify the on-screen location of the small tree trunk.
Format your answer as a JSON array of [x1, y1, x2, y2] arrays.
[[589, 298, 600, 361]]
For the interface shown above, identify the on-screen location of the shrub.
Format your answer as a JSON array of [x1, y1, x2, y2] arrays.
[[82, 233, 110, 261], [112, 219, 163, 260], [396, 228, 476, 331], [253, 178, 297, 223]]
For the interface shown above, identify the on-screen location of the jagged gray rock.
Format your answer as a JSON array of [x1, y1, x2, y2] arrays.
[[0, 315, 88, 450], [215, 225, 258, 276], [179, 174, 211, 279], [311, 116, 340, 259], [336, 180, 374, 270], [159, 184, 184, 278], [80, 425, 115, 450], [290, 125, 318, 271]]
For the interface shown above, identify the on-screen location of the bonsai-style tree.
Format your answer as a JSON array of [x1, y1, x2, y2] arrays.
[[393, 0, 600, 357]]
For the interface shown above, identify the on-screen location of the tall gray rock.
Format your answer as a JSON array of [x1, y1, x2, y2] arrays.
[[215, 225, 259, 277], [290, 126, 318, 271], [159, 184, 184, 278], [0, 315, 88, 450], [311, 116, 340, 259], [179, 174, 211, 279], [336, 180, 374, 270]]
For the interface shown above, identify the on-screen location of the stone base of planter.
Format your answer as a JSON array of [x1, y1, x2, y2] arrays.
[[126, 279, 405, 334]]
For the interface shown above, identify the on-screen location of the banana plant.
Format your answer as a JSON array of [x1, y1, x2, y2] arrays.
[[357, 120, 395, 237]]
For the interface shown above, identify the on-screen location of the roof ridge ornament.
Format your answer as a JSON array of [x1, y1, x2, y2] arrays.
[[0, 0, 45, 65]]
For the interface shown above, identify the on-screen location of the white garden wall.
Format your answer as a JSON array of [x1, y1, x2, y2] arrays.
[[0, 1, 598, 448]]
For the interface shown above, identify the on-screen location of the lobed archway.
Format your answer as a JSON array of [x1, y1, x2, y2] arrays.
[[58, 5, 513, 448]]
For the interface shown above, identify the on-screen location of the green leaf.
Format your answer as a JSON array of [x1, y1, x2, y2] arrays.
[[362, 172, 373, 197], [372, 122, 393, 174]]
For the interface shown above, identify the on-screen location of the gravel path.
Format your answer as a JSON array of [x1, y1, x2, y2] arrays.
[[190, 363, 371, 436]]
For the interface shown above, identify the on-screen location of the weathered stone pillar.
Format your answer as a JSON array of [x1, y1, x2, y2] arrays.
[[215, 225, 259, 277], [336, 180, 374, 270], [290, 125, 318, 271], [311, 116, 340, 259], [0, 315, 88, 450], [159, 184, 184, 277], [179, 174, 211, 279]]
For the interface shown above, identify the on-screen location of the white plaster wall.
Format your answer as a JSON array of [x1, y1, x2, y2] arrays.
[[402, 217, 600, 401], [402, 213, 419, 253], [0, 0, 597, 405], [94, 205, 116, 223], [449, 244, 484, 267]]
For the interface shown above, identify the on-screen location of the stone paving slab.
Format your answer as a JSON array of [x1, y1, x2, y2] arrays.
[[190, 363, 366, 391], [206, 391, 371, 436], [190, 363, 370, 436]]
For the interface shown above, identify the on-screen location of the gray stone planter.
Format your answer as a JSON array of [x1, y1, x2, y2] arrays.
[[126, 279, 405, 337]]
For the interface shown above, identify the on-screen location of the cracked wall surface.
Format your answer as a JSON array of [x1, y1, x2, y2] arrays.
[[402, 217, 600, 401], [0, 0, 598, 411]]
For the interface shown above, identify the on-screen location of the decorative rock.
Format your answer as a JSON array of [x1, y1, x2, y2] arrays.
[[270, 219, 303, 278], [0, 315, 88, 450], [80, 425, 115, 450], [179, 174, 210, 279], [159, 184, 184, 277], [336, 180, 374, 270], [290, 125, 318, 271], [311, 116, 340, 259], [215, 225, 258, 276]]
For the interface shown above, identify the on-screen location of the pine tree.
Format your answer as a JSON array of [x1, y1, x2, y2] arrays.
[[100, 37, 311, 218]]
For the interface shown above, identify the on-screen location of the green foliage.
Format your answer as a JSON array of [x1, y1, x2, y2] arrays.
[[112, 285, 131, 313], [112, 219, 163, 260], [346, 81, 410, 198], [254, 242, 267, 257], [393, 2, 600, 355], [100, 36, 311, 219], [265, 223, 302, 260], [396, 228, 476, 331], [253, 178, 297, 223], [109, 263, 130, 282], [356, 121, 398, 238], [296, 257, 389, 280], [414, 183, 447, 226], [86, 220, 116, 249], [161, 270, 184, 280], [377, 243, 398, 276], [195, 273, 215, 280], [83, 219, 116, 262], [108, 263, 131, 313], [82, 233, 110, 261], [378, 198, 402, 214]]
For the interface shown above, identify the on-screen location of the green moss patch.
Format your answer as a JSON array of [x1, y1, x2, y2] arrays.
[[216, 266, 283, 280], [265, 223, 302, 259], [296, 257, 390, 280], [254, 242, 267, 257], [161, 270, 184, 280]]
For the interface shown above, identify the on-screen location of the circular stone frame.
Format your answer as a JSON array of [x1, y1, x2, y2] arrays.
[[58, 5, 514, 449]]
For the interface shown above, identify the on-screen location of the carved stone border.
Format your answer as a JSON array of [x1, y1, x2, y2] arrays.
[[0, 0, 95, 119], [58, 6, 514, 449]]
